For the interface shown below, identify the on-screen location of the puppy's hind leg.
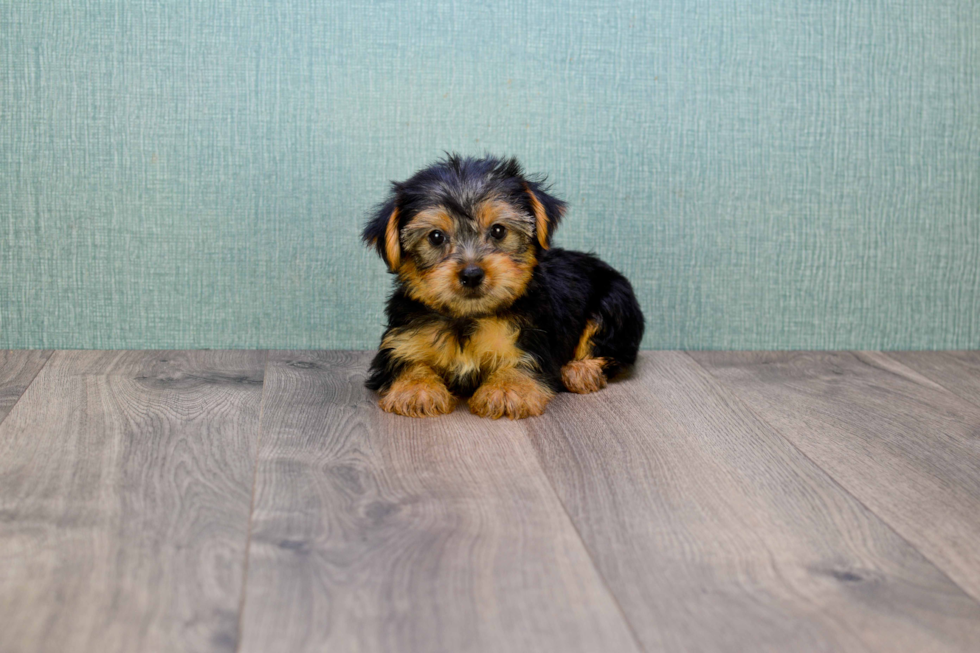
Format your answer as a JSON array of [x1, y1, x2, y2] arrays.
[[561, 319, 610, 394], [561, 276, 644, 393]]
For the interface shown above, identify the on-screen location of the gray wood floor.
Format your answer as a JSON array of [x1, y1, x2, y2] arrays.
[[1, 351, 978, 653]]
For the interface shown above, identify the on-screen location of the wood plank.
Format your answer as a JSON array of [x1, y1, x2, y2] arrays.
[[0, 350, 52, 423], [0, 350, 265, 653], [238, 351, 639, 653], [691, 351, 980, 604], [525, 351, 980, 652], [887, 351, 980, 409]]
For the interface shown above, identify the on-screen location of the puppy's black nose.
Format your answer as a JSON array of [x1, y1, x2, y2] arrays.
[[459, 265, 485, 288]]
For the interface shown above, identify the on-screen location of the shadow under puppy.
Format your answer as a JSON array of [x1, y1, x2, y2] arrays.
[[363, 154, 644, 419]]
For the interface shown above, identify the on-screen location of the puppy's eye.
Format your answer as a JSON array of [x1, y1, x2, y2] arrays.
[[428, 230, 446, 246], [489, 224, 507, 240]]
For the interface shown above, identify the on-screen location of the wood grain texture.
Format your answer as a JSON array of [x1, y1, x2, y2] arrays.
[[0, 350, 265, 653], [0, 350, 52, 423], [886, 351, 980, 409], [238, 351, 639, 653], [691, 351, 980, 604], [525, 351, 980, 652]]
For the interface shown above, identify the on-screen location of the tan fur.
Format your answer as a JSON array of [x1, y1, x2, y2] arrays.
[[561, 358, 608, 394], [383, 207, 401, 271], [573, 318, 602, 360], [399, 251, 534, 318], [408, 208, 454, 235], [476, 197, 526, 231], [379, 363, 455, 417], [382, 315, 534, 385], [476, 197, 501, 230], [469, 367, 554, 419], [562, 318, 608, 393], [525, 187, 551, 249]]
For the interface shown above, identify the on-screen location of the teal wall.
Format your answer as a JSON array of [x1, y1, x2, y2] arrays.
[[2, 1, 978, 350]]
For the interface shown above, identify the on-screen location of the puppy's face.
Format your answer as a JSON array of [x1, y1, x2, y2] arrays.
[[398, 197, 537, 316], [364, 156, 566, 317]]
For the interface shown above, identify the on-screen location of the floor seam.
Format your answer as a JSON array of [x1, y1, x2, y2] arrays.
[[519, 418, 649, 653], [681, 350, 980, 609], [234, 349, 271, 653], [878, 351, 980, 410], [0, 350, 55, 432]]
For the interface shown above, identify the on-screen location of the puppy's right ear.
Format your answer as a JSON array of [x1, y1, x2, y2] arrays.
[[362, 196, 401, 272]]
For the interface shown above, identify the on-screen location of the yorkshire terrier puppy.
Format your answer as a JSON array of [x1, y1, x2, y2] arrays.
[[362, 154, 644, 419]]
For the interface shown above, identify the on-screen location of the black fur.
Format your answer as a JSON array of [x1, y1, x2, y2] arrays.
[[364, 155, 644, 398], [514, 248, 644, 389]]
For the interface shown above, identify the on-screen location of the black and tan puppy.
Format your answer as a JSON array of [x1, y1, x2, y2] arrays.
[[362, 155, 644, 419]]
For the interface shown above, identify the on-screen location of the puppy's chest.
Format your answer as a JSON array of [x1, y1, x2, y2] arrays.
[[385, 316, 529, 381]]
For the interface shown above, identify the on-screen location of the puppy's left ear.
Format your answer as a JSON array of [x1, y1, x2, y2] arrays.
[[362, 196, 401, 271], [523, 181, 567, 249]]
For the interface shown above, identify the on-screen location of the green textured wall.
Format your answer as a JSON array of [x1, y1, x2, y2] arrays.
[[2, 1, 978, 350]]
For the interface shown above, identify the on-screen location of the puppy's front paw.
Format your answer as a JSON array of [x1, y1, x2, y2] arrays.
[[379, 368, 455, 418], [561, 358, 608, 394], [469, 369, 553, 419]]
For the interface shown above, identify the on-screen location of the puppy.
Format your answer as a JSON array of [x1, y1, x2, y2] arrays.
[[362, 154, 644, 419]]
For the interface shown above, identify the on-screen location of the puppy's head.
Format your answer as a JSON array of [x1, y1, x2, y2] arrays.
[[363, 155, 566, 317]]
